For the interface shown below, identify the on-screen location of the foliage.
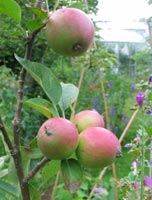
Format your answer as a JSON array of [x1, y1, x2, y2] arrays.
[[1, 0, 152, 199]]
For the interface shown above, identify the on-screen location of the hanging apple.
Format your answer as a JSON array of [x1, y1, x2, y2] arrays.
[[73, 109, 104, 132], [76, 127, 121, 169], [45, 7, 95, 56], [37, 117, 79, 160]]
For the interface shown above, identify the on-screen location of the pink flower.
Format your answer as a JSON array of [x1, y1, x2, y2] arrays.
[[144, 176, 152, 187]]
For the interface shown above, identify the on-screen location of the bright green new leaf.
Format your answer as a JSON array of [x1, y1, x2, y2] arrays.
[[15, 54, 62, 105], [23, 98, 58, 118], [0, 0, 21, 23], [59, 82, 79, 111], [61, 159, 83, 193]]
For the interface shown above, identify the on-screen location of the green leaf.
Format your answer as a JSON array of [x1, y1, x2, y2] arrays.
[[59, 82, 79, 110], [0, 170, 8, 180], [23, 98, 58, 118], [30, 7, 47, 20], [0, 181, 19, 198], [24, 138, 43, 159], [0, 0, 21, 23], [15, 54, 62, 105], [29, 184, 41, 200], [144, 126, 152, 137], [42, 160, 61, 182], [61, 159, 83, 194], [148, 90, 152, 101], [0, 155, 9, 170], [27, 19, 44, 32]]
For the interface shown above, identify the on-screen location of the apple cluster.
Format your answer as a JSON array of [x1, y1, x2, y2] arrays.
[[37, 110, 121, 169]]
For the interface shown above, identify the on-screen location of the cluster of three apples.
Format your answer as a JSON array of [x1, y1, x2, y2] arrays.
[[37, 110, 121, 169]]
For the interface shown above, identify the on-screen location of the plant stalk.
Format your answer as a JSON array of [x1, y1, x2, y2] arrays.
[[98, 65, 118, 200], [140, 129, 145, 200], [12, 3, 45, 199]]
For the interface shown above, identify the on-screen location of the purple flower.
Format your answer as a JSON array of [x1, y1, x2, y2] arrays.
[[110, 107, 115, 116], [122, 115, 128, 124], [149, 74, 152, 84], [93, 95, 99, 111], [136, 133, 141, 139], [133, 181, 139, 190], [150, 146, 152, 152], [109, 80, 113, 88], [24, 88, 29, 95], [147, 110, 152, 116], [144, 176, 152, 187], [94, 187, 108, 196], [100, 187, 108, 195], [131, 84, 135, 92], [124, 143, 132, 149], [135, 158, 140, 164], [136, 91, 145, 106], [132, 161, 137, 168], [114, 126, 118, 135], [94, 188, 100, 194], [149, 160, 152, 166]]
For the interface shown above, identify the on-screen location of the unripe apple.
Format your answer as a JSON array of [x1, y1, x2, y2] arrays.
[[37, 118, 79, 160], [45, 8, 94, 56], [76, 127, 121, 169], [73, 110, 104, 132]]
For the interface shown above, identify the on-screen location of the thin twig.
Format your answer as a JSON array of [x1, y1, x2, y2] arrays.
[[0, 116, 14, 153], [119, 107, 140, 144], [70, 66, 86, 121], [98, 65, 118, 200], [98, 65, 110, 129], [24, 157, 50, 183], [87, 167, 108, 200], [51, 170, 60, 200]]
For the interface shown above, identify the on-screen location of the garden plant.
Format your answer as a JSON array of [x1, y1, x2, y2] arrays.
[[1, 0, 152, 200]]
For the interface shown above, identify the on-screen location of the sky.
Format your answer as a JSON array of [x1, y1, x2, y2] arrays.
[[96, 0, 152, 29], [92, 0, 152, 42]]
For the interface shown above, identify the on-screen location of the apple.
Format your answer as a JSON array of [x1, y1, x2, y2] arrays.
[[37, 117, 79, 160], [73, 110, 104, 132], [45, 7, 94, 56], [76, 127, 121, 169]]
